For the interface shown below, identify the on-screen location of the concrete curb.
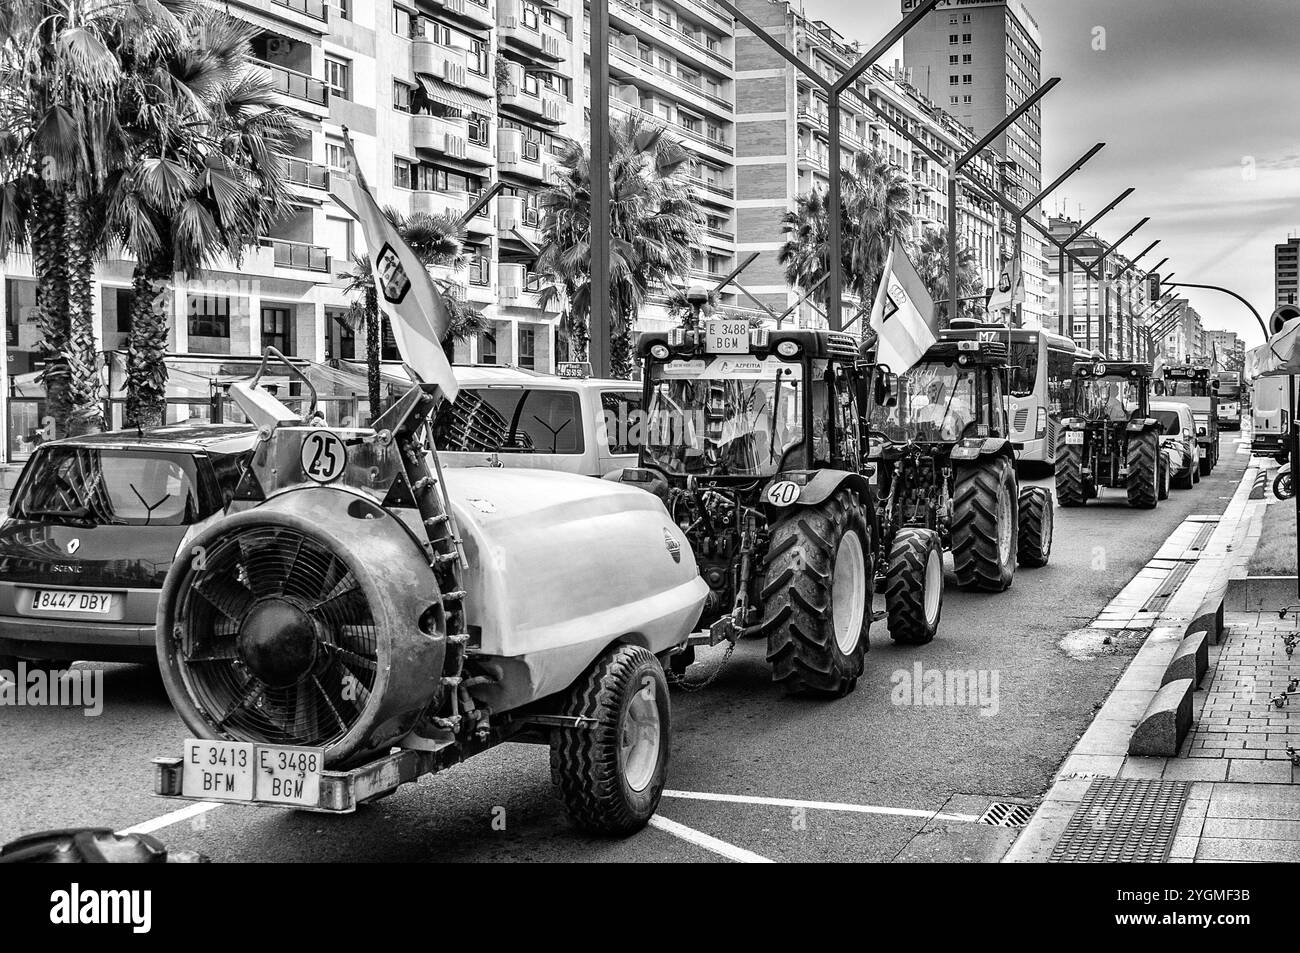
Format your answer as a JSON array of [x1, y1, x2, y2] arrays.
[[1128, 678, 1194, 757], [1162, 630, 1208, 688], [1004, 457, 1266, 863]]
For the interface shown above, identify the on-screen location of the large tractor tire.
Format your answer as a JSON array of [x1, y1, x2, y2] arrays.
[[1055, 444, 1086, 507], [952, 456, 1018, 592], [883, 527, 944, 645], [1126, 430, 1161, 509], [550, 644, 670, 835], [762, 489, 871, 697], [1017, 486, 1053, 568]]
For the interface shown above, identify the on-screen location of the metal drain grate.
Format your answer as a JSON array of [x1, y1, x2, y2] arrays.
[[978, 802, 1034, 828], [1141, 561, 1195, 613], [1187, 522, 1217, 552], [1049, 778, 1191, 863]]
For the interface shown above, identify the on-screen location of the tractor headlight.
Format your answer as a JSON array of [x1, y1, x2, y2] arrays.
[[650, 344, 670, 360], [776, 340, 800, 358]]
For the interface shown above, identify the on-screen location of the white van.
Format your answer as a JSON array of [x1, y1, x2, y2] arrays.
[[1252, 375, 1290, 461], [433, 365, 643, 477]]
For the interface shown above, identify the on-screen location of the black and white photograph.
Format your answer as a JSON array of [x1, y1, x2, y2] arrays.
[[0, 0, 1296, 931]]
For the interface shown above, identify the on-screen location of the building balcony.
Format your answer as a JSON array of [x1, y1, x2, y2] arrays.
[[500, 76, 568, 125], [258, 237, 331, 276], [411, 114, 470, 160], [604, 97, 732, 155], [608, 0, 733, 71], [604, 41, 732, 117], [497, 0, 570, 62], [254, 59, 329, 113], [797, 108, 828, 130], [497, 195, 542, 245], [797, 147, 828, 172], [411, 188, 470, 220], [703, 226, 735, 247], [412, 38, 470, 88], [278, 154, 329, 194], [498, 129, 545, 181], [687, 176, 735, 203], [268, 0, 328, 22], [436, 0, 496, 31]]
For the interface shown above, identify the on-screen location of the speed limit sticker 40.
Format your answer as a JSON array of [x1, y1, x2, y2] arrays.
[[301, 429, 348, 483], [765, 481, 801, 507]]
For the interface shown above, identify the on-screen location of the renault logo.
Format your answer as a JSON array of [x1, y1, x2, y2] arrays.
[[66, 538, 80, 555]]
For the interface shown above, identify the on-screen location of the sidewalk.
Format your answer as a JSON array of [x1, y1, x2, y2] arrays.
[[1007, 437, 1300, 863]]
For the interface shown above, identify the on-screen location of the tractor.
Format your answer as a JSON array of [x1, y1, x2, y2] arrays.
[[1056, 360, 1166, 508], [622, 322, 941, 698], [866, 334, 1053, 642], [1154, 363, 1220, 476]]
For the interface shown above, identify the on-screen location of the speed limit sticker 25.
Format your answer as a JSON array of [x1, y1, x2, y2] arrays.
[[301, 429, 348, 483]]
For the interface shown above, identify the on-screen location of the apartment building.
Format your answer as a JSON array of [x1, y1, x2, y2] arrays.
[[1204, 329, 1245, 372], [902, 0, 1048, 325], [1046, 214, 1151, 361], [0, 0, 586, 465], [592, 0, 741, 327], [732, 0, 1000, 323], [1156, 300, 1205, 366], [1276, 236, 1299, 308]]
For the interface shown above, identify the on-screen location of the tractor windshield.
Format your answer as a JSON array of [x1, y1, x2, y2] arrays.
[[1075, 376, 1142, 421], [873, 361, 977, 444], [644, 357, 804, 477]]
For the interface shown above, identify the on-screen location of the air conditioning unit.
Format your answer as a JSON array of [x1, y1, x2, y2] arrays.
[[266, 37, 293, 57], [501, 286, 521, 300]]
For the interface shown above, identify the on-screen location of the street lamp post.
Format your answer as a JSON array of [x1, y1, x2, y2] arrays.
[[588, 0, 611, 378]]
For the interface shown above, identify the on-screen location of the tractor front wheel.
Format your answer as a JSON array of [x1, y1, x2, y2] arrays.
[[762, 489, 871, 697], [1017, 486, 1053, 568], [1056, 443, 1086, 507], [1126, 430, 1161, 509], [952, 456, 1018, 592], [884, 527, 944, 645], [550, 644, 670, 835]]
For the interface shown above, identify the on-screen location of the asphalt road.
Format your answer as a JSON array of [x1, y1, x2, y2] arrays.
[[0, 432, 1252, 862]]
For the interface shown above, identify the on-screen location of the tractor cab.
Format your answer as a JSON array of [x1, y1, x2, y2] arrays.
[[1153, 363, 1220, 476], [635, 325, 867, 483], [1070, 360, 1153, 424], [869, 338, 1011, 456]]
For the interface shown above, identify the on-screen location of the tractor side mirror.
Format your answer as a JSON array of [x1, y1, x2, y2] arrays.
[[874, 372, 893, 406]]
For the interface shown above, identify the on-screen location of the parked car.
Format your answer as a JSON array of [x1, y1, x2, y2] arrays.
[[0, 425, 256, 672], [1150, 400, 1201, 490], [432, 365, 642, 478]]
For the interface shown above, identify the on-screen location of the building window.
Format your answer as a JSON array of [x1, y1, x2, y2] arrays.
[[188, 295, 230, 339], [962, 33, 972, 43], [326, 308, 355, 360], [479, 330, 496, 364], [469, 37, 488, 75], [963, 95, 972, 104], [261, 307, 291, 356], [949, 75, 959, 85], [468, 256, 490, 285], [324, 215, 354, 266], [963, 54, 972, 64], [325, 56, 351, 100], [518, 326, 535, 369], [522, 0, 539, 29], [950, 96, 959, 105], [393, 157, 413, 190], [326, 139, 346, 170], [393, 80, 413, 112], [948, 33, 958, 44], [332, 0, 350, 19], [963, 74, 973, 84], [467, 113, 489, 146], [949, 54, 959, 65], [393, 5, 415, 37]]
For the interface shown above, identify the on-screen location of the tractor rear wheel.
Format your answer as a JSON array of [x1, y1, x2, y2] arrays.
[[952, 456, 1018, 592], [1056, 444, 1086, 507], [1126, 430, 1160, 509], [884, 527, 944, 645], [550, 644, 670, 835], [762, 489, 870, 697], [1017, 486, 1053, 568]]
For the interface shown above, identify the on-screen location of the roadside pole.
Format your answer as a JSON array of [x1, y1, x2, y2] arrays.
[[589, 0, 611, 378]]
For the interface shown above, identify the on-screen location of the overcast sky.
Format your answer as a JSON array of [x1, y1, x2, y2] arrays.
[[794, 0, 1300, 345]]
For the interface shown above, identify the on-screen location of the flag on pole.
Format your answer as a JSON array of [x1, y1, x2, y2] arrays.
[[987, 256, 1024, 313], [329, 131, 459, 402], [869, 240, 938, 375]]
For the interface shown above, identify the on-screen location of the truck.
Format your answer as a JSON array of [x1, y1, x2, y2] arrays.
[[622, 322, 941, 696], [1057, 360, 1168, 509], [1252, 375, 1290, 462], [1154, 364, 1219, 476]]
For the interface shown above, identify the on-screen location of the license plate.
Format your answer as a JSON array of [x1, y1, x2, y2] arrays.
[[29, 589, 112, 614], [705, 319, 750, 354], [1064, 431, 1084, 445], [183, 739, 323, 807]]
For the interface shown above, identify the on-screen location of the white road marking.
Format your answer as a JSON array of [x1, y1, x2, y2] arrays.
[[117, 801, 223, 836], [648, 814, 774, 863], [663, 789, 981, 823]]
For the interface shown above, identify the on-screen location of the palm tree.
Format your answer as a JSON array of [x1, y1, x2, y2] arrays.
[[0, 0, 138, 435], [778, 150, 915, 316], [912, 228, 985, 325], [340, 208, 487, 416], [106, 8, 306, 428], [537, 113, 702, 378]]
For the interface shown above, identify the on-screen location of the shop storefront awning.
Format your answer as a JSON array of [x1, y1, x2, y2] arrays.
[[415, 74, 494, 116]]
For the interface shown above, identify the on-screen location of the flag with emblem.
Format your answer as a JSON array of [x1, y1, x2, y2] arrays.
[[329, 132, 459, 402], [869, 240, 938, 375]]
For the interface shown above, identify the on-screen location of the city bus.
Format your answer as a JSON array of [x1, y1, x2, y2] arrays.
[[940, 322, 1096, 464]]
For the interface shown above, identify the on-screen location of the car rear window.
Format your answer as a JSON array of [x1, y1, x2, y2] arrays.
[[11, 447, 212, 527], [1152, 411, 1181, 434], [435, 387, 584, 455], [601, 390, 642, 454]]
